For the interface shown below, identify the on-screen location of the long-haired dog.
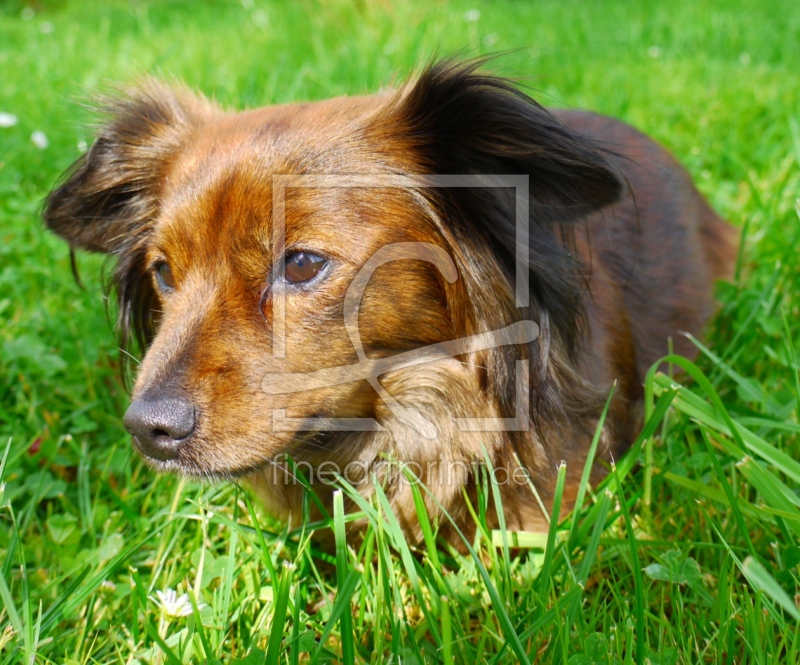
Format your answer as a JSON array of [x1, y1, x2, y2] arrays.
[[44, 60, 737, 541]]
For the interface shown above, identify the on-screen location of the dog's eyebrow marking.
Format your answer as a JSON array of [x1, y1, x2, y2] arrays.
[[262, 241, 539, 438]]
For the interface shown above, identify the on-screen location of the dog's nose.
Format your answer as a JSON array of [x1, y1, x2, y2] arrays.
[[123, 395, 196, 461]]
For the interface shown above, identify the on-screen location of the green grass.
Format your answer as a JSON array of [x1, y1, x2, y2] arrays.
[[1, 0, 800, 662]]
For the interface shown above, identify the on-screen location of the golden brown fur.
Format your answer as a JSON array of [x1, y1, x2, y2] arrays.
[[44, 60, 738, 541]]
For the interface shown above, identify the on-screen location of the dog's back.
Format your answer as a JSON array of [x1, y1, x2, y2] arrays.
[[550, 110, 738, 455]]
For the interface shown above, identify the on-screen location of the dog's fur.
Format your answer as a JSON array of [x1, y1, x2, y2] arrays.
[[44, 60, 737, 540]]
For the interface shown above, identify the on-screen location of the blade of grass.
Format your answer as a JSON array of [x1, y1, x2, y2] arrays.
[[242, 492, 279, 586], [308, 569, 360, 665], [13, 511, 34, 665], [613, 463, 645, 665], [286, 455, 332, 523], [405, 467, 448, 597], [482, 444, 512, 597], [570, 383, 615, 543], [333, 491, 355, 665], [216, 496, 239, 649], [701, 502, 799, 623], [663, 473, 764, 521], [537, 461, 567, 599], [0, 569, 23, 639], [440, 595, 453, 665], [189, 590, 218, 665], [686, 333, 786, 415], [289, 553, 306, 665], [782, 307, 800, 419], [700, 430, 757, 556], [577, 488, 613, 584], [0, 438, 11, 485], [265, 562, 293, 665], [141, 614, 183, 665], [742, 556, 800, 622]]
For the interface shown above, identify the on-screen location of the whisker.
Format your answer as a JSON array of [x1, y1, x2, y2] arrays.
[[113, 346, 141, 365]]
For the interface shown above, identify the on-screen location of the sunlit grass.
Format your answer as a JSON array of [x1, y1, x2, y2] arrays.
[[1, 0, 799, 662]]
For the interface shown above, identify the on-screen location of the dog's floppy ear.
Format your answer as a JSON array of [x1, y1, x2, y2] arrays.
[[44, 82, 201, 254], [389, 59, 622, 222], [44, 83, 209, 354]]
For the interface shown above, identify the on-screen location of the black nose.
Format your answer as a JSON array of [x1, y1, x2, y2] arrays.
[[123, 395, 196, 461]]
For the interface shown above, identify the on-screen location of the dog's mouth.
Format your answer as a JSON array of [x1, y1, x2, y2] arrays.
[[133, 445, 264, 482], [130, 428, 336, 483]]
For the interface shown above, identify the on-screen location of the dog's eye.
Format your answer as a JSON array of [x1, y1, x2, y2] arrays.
[[154, 261, 176, 291], [284, 251, 327, 284]]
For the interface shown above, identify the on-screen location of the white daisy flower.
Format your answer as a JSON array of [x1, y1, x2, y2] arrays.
[[0, 113, 17, 128], [151, 588, 200, 619], [31, 131, 49, 149]]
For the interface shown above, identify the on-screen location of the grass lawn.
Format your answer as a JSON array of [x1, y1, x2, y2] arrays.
[[1, 0, 800, 662]]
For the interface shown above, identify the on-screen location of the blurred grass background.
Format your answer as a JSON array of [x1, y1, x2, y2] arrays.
[[1, 0, 799, 663]]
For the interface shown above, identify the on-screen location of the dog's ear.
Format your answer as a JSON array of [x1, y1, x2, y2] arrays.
[[386, 59, 622, 222], [44, 82, 202, 254], [44, 83, 209, 355]]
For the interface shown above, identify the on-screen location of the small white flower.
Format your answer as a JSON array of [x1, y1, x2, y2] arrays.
[[40, 21, 54, 34], [151, 588, 202, 618], [31, 131, 49, 149], [21, 7, 35, 21], [647, 46, 661, 58], [464, 9, 480, 22], [0, 113, 18, 128]]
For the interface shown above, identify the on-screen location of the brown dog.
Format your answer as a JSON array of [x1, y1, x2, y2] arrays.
[[44, 60, 737, 540]]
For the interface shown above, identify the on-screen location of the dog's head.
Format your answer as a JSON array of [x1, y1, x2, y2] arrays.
[[44, 61, 621, 486]]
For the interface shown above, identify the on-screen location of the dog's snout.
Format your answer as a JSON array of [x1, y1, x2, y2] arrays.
[[123, 395, 196, 461]]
